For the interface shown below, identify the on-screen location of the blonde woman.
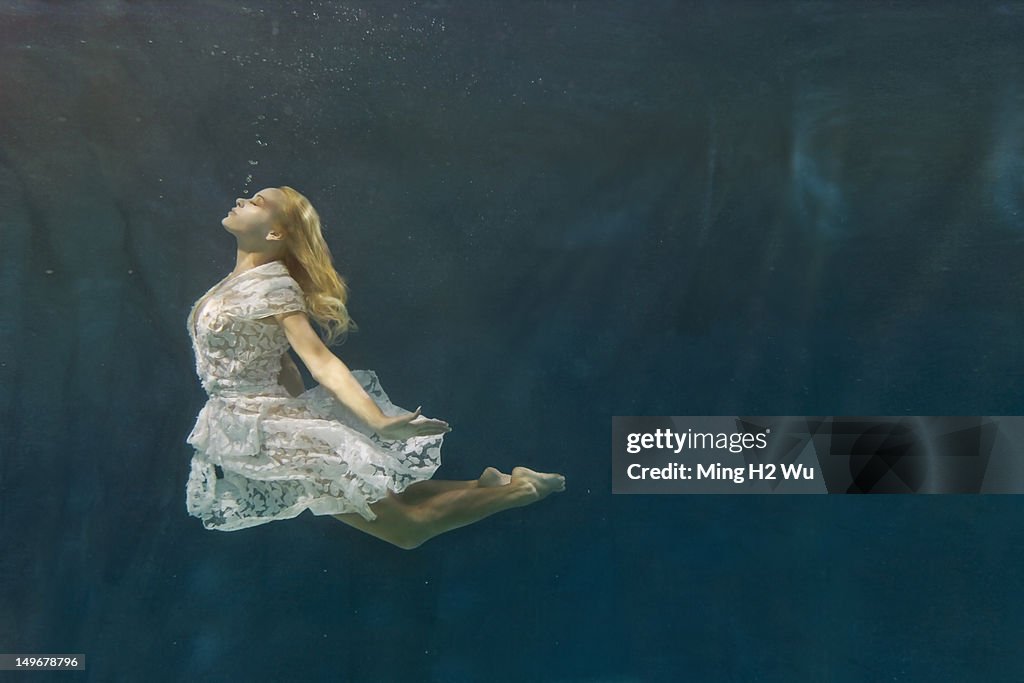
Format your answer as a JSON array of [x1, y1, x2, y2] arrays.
[[185, 186, 565, 549]]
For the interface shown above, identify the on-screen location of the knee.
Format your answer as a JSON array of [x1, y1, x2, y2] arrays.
[[393, 535, 425, 550], [391, 526, 428, 550], [390, 506, 433, 550]]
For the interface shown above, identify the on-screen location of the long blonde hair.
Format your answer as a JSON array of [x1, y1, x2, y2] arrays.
[[274, 186, 357, 346]]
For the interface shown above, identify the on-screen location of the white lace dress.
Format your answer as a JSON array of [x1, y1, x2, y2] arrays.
[[184, 260, 443, 531]]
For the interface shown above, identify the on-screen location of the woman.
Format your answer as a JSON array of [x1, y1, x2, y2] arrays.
[[185, 186, 565, 549]]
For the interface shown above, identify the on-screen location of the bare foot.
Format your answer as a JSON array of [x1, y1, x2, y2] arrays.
[[478, 466, 512, 487], [511, 466, 566, 500]]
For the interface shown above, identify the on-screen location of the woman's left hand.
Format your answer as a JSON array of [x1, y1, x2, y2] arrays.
[[374, 406, 452, 440]]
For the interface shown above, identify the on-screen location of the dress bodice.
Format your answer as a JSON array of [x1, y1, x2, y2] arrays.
[[187, 260, 307, 398]]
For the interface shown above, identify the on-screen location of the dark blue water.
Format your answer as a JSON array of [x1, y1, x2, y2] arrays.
[[2, 1, 1023, 680]]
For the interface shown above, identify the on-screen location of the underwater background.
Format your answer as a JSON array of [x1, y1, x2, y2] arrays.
[[2, 0, 1023, 680]]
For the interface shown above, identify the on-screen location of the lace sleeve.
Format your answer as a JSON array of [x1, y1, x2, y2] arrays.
[[237, 274, 307, 320]]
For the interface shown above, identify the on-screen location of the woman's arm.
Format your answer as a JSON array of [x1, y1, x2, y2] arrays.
[[276, 310, 451, 439], [275, 311, 388, 430], [277, 351, 306, 397]]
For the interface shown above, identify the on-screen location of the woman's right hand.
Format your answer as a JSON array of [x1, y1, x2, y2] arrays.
[[374, 407, 452, 441]]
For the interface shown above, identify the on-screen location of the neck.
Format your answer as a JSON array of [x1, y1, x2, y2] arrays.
[[232, 253, 280, 274]]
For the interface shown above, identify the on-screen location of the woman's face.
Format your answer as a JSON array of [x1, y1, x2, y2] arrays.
[[221, 187, 287, 243]]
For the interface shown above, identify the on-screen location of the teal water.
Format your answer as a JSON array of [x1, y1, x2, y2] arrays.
[[1, 1, 1022, 680]]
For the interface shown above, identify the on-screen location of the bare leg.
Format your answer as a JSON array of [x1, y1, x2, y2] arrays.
[[395, 467, 511, 505], [332, 466, 564, 549], [395, 478, 477, 505]]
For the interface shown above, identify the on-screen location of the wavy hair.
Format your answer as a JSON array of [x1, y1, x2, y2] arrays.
[[273, 186, 357, 346]]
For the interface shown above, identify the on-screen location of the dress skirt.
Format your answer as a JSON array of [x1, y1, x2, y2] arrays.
[[185, 370, 444, 531]]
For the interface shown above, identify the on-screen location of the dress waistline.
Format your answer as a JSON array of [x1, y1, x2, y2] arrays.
[[205, 385, 290, 399]]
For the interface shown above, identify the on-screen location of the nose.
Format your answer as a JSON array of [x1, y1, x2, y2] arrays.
[[235, 198, 244, 207]]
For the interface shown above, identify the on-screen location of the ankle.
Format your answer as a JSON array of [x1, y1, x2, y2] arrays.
[[511, 478, 540, 503]]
